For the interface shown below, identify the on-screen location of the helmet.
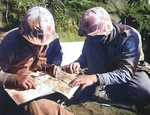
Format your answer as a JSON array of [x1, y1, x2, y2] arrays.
[[78, 7, 113, 36], [19, 7, 55, 45]]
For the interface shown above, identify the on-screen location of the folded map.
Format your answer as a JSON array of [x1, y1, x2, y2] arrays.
[[5, 71, 79, 105]]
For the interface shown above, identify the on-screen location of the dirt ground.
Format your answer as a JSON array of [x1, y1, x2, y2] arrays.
[[65, 101, 150, 115]]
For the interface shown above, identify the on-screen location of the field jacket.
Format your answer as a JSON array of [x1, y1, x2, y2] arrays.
[[76, 22, 140, 85], [0, 29, 62, 86]]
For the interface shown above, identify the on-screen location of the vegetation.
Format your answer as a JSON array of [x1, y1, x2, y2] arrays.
[[114, 0, 150, 62], [0, 0, 150, 62]]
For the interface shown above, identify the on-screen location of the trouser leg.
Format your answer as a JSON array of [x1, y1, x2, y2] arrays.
[[0, 87, 26, 115], [27, 99, 74, 115], [106, 72, 150, 107]]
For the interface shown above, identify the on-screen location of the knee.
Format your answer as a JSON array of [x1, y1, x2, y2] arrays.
[[134, 72, 150, 93]]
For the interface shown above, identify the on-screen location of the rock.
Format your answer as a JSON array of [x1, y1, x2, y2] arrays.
[[60, 41, 84, 66]]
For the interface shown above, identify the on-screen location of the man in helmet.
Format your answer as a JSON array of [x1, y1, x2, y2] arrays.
[[0, 7, 73, 115], [65, 7, 150, 109]]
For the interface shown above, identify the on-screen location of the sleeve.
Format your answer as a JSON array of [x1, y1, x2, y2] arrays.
[[0, 70, 11, 87], [75, 40, 88, 68], [0, 70, 18, 88], [97, 32, 140, 85], [46, 38, 62, 66], [0, 36, 15, 71], [0, 35, 15, 86]]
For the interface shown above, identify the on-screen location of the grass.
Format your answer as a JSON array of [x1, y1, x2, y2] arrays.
[[58, 30, 86, 42]]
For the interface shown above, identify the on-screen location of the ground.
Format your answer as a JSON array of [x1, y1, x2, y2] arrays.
[[65, 101, 150, 115]]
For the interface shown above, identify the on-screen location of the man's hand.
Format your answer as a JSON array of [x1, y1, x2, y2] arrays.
[[52, 65, 61, 77], [16, 75, 36, 90], [42, 64, 61, 77], [65, 62, 80, 74], [69, 74, 97, 90]]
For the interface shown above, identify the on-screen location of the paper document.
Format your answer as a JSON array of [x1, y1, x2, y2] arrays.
[[5, 71, 79, 105]]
